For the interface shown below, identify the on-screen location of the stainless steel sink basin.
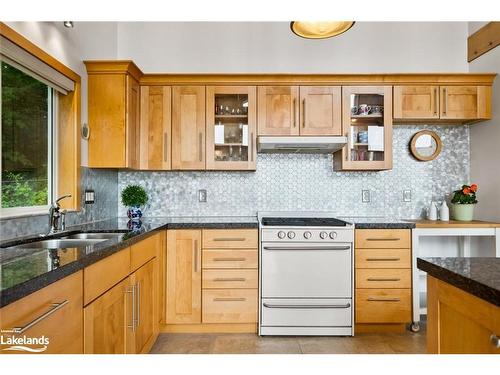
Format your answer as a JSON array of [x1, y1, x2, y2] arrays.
[[63, 232, 124, 240], [14, 238, 107, 249]]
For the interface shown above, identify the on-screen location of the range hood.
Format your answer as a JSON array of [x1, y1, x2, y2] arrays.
[[257, 136, 347, 154]]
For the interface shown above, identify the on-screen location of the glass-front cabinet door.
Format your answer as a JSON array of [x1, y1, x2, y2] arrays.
[[336, 86, 393, 170], [206, 86, 257, 170]]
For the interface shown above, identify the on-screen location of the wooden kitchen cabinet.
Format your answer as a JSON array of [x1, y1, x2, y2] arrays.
[[335, 86, 393, 171], [393, 85, 440, 120], [0, 271, 83, 354], [171, 86, 206, 170], [84, 61, 142, 168], [166, 229, 202, 324], [258, 86, 299, 136], [299, 86, 342, 135], [206, 86, 257, 170], [440, 86, 491, 120], [139, 86, 172, 170]]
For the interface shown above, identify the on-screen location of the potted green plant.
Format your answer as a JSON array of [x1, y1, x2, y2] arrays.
[[450, 184, 478, 221], [121, 184, 148, 221]]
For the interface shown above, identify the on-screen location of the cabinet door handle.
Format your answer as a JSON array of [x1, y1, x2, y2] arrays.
[[213, 257, 246, 262], [126, 286, 136, 331], [2, 300, 69, 334], [366, 238, 401, 241], [213, 278, 246, 282], [367, 278, 401, 282], [433, 87, 438, 116], [198, 132, 203, 162], [135, 282, 141, 328], [366, 257, 401, 262], [302, 98, 306, 128], [193, 240, 200, 272], [442, 88, 447, 116], [292, 98, 297, 127], [213, 237, 245, 242], [367, 297, 401, 302], [490, 334, 500, 349], [250, 132, 254, 162], [214, 298, 246, 302], [164, 132, 168, 162]]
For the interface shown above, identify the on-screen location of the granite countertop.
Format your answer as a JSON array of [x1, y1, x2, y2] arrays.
[[417, 257, 500, 307], [0, 216, 258, 307], [341, 217, 416, 229]]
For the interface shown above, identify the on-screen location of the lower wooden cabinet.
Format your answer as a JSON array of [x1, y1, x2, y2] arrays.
[[0, 271, 83, 354], [202, 289, 258, 323], [355, 289, 412, 323]]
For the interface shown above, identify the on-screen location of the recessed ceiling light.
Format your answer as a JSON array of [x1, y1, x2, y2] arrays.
[[63, 21, 74, 28], [290, 21, 355, 39]]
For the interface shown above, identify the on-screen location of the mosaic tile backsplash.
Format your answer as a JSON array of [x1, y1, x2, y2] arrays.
[[118, 125, 470, 219], [1, 167, 118, 241]]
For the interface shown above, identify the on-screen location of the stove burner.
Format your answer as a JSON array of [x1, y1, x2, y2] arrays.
[[261, 217, 349, 227]]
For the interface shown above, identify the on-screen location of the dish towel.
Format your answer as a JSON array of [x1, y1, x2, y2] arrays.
[[368, 126, 384, 152]]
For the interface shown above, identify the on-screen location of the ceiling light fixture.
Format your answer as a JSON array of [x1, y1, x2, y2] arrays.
[[63, 21, 74, 28], [290, 21, 355, 39]]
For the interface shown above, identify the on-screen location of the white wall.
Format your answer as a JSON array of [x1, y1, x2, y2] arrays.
[[116, 22, 469, 73], [468, 26, 500, 221]]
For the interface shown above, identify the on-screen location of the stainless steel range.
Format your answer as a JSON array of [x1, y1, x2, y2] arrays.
[[258, 212, 355, 336]]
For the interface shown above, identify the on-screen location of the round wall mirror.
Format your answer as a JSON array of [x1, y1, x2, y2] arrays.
[[410, 130, 442, 161]]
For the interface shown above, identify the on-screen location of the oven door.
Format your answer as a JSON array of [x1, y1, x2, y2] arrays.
[[261, 242, 352, 298]]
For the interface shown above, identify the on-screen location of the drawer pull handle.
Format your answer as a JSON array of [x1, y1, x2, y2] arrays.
[[3, 300, 69, 334], [213, 278, 246, 282], [490, 334, 500, 349], [366, 258, 401, 261], [213, 257, 246, 262], [264, 246, 350, 251], [214, 298, 246, 302], [366, 238, 401, 241], [367, 297, 401, 302], [263, 303, 351, 309], [213, 237, 246, 242], [367, 278, 401, 282]]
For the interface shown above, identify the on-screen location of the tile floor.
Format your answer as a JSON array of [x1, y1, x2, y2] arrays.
[[150, 325, 426, 354]]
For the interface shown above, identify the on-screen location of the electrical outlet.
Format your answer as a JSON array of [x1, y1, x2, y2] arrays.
[[403, 189, 412, 202], [362, 190, 370, 203], [198, 189, 207, 203]]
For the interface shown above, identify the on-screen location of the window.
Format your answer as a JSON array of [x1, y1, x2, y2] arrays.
[[1, 61, 55, 214]]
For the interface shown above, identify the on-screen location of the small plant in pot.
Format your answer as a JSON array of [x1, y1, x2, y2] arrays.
[[450, 184, 478, 221], [121, 184, 148, 222]]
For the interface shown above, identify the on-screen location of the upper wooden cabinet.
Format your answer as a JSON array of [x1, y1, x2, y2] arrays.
[[258, 86, 299, 135], [299, 86, 342, 135], [394, 85, 492, 122], [172, 86, 206, 170], [166, 229, 202, 324], [206, 86, 257, 170], [84, 61, 142, 168], [139, 86, 172, 170]]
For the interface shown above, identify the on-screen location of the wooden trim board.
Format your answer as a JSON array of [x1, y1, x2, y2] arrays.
[[468, 22, 500, 62], [411, 219, 500, 228], [160, 323, 258, 333]]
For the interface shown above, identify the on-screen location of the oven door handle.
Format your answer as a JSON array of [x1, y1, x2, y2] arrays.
[[263, 246, 351, 251], [263, 302, 351, 309]]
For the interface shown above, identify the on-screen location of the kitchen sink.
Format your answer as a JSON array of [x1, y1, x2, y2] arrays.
[[12, 238, 107, 249], [63, 232, 124, 240]]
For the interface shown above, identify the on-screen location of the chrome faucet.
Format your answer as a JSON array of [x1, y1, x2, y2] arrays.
[[48, 194, 72, 235]]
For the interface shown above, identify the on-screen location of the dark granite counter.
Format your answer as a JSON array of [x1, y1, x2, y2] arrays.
[[340, 217, 416, 229], [0, 216, 257, 307], [417, 257, 500, 307]]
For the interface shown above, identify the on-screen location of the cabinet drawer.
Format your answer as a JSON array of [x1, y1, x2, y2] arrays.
[[356, 269, 411, 289], [202, 249, 258, 269], [0, 271, 83, 354], [202, 269, 258, 289], [202, 289, 257, 323], [84, 248, 131, 305], [355, 289, 411, 323], [131, 233, 160, 272], [355, 229, 410, 249], [355, 248, 411, 269], [202, 229, 258, 249]]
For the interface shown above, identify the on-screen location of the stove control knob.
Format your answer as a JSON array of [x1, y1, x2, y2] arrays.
[[329, 231, 338, 239], [303, 231, 312, 239], [277, 231, 286, 239], [320, 231, 328, 239], [287, 231, 296, 239]]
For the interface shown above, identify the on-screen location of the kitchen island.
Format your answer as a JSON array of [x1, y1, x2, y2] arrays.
[[417, 257, 500, 354]]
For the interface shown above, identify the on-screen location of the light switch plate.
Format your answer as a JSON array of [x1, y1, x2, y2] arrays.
[[403, 189, 412, 202], [198, 189, 207, 203], [362, 190, 370, 203]]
